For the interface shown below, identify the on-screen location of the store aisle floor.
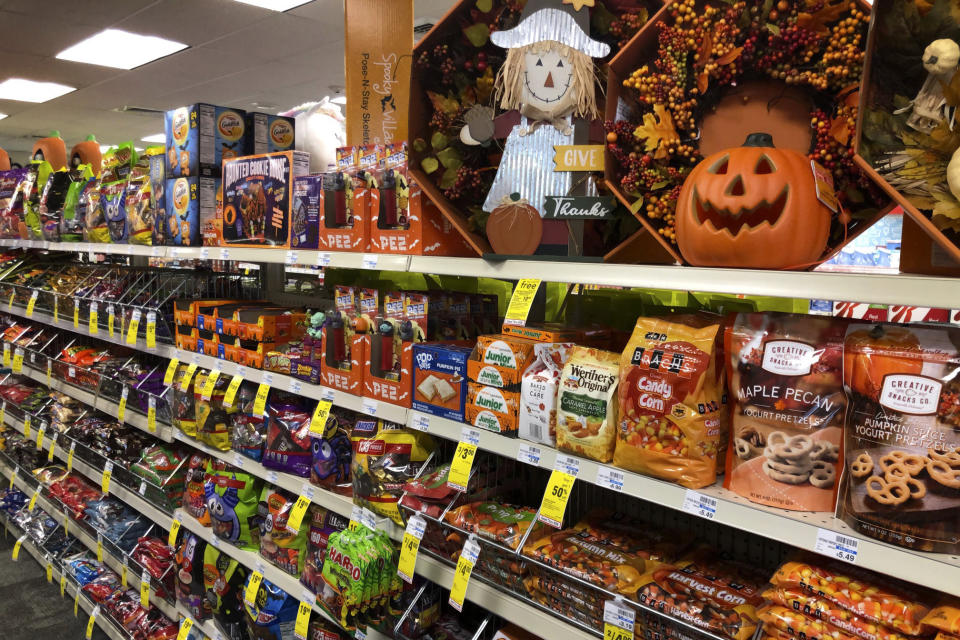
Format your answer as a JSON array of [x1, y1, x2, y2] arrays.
[[0, 530, 102, 639]]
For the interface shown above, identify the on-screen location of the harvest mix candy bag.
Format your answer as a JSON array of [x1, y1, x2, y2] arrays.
[[725, 313, 846, 511], [617, 313, 724, 488], [839, 323, 960, 552]]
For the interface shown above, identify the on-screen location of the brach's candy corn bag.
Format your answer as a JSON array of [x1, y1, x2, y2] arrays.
[[258, 486, 309, 576], [555, 346, 620, 462], [725, 313, 846, 510], [204, 460, 264, 550], [617, 313, 724, 488], [925, 607, 960, 637], [351, 420, 435, 525], [243, 576, 298, 640], [770, 560, 932, 636], [763, 586, 913, 640], [840, 324, 960, 552], [203, 544, 248, 639]]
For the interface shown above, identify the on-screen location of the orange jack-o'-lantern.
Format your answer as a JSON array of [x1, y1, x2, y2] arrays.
[[32, 131, 67, 170], [676, 132, 832, 269], [0, 147, 9, 171], [70, 135, 102, 176], [843, 325, 923, 401], [486, 192, 542, 255]]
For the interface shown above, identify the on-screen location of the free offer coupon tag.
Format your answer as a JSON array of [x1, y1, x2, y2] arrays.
[[502, 279, 541, 327]]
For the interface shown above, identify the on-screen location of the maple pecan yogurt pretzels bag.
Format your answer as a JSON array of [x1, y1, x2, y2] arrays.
[[616, 313, 725, 488], [839, 323, 960, 553], [725, 313, 847, 511]]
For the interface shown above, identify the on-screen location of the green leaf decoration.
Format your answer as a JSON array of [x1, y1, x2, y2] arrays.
[[463, 23, 490, 47], [476, 0, 493, 12], [766, 22, 780, 35], [421, 157, 439, 174], [440, 167, 459, 189], [437, 146, 463, 171], [431, 131, 449, 150]]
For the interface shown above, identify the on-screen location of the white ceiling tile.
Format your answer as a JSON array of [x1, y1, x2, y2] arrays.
[[1, 0, 156, 26], [115, 0, 273, 45]]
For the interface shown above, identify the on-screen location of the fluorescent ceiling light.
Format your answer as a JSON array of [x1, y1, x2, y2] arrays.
[[0, 114, 7, 121], [0, 78, 75, 103], [230, 0, 312, 10], [331, 95, 347, 105], [56, 29, 187, 70], [141, 133, 165, 143]]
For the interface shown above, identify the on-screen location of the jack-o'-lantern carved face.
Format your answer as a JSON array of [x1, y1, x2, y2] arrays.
[[523, 48, 575, 110], [676, 133, 833, 269]]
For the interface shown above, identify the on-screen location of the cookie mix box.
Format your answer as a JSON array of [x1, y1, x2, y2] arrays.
[[220, 150, 310, 247], [245, 112, 295, 155], [165, 103, 246, 178], [163, 176, 219, 246], [291, 174, 322, 249], [412, 343, 471, 421], [467, 334, 538, 388]]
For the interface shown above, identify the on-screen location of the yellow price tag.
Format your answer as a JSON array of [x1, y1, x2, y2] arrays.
[[63, 514, 69, 537], [223, 375, 243, 408], [286, 488, 313, 532], [121, 563, 128, 588], [448, 538, 480, 612], [28, 489, 39, 511], [53, 296, 58, 323], [163, 358, 180, 386], [117, 387, 128, 423], [126, 310, 141, 345], [397, 515, 425, 584], [11, 348, 21, 374], [603, 600, 636, 640], [147, 397, 156, 433], [73, 300, 80, 329], [447, 429, 479, 492], [86, 607, 97, 639], [0, 401, 6, 426], [309, 399, 332, 435], [200, 370, 220, 400], [168, 518, 181, 547], [46, 562, 53, 583], [26, 290, 38, 317], [294, 600, 312, 640], [36, 425, 45, 450], [67, 442, 76, 472], [12, 535, 24, 561], [253, 383, 270, 417], [96, 536, 103, 563], [23, 415, 31, 439], [244, 571, 264, 605], [108, 306, 115, 338], [101, 461, 113, 494], [503, 278, 542, 327], [176, 618, 194, 640], [538, 469, 576, 528], [146, 312, 156, 349], [604, 624, 633, 640], [7, 290, 14, 310], [46, 359, 51, 387], [60, 573, 66, 597], [88, 303, 98, 335], [74, 589, 79, 616], [140, 574, 150, 608], [3, 343, 10, 368], [48, 436, 55, 462], [179, 363, 198, 392]]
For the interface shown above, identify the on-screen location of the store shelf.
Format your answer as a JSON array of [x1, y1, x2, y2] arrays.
[[0, 455, 178, 620], [174, 604, 221, 640], [410, 409, 960, 597], [7, 238, 960, 307]]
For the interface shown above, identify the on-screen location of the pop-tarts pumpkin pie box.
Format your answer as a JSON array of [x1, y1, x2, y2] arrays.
[[164, 104, 246, 178], [412, 343, 471, 421], [164, 176, 220, 246], [221, 150, 310, 247], [245, 112, 296, 155]]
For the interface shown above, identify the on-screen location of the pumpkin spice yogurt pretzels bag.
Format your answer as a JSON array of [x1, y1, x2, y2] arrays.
[[725, 313, 847, 511], [839, 323, 960, 553], [616, 313, 725, 488]]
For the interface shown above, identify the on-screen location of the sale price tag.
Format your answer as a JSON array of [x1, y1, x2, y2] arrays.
[[168, 518, 181, 547], [147, 397, 157, 433], [223, 375, 243, 408], [117, 386, 128, 423], [26, 290, 38, 317], [107, 305, 115, 338], [146, 311, 156, 349], [126, 309, 141, 345], [140, 570, 151, 608], [11, 535, 24, 561], [448, 537, 480, 612], [538, 471, 575, 528], [163, 359, 179, 385], [96, 534, 103, 562], [46, 358, 51, 387], [244, 570, 264, 605], [121, 561, 128, 588], [309, 399, 332, 435], [46, 561, 53, 583], [682, 490, 718, 520], [2, 342, 10, 368], [503, 278, 541, 327], [88, 302, 98, 335], [200, 369, 220, 401], [60, 573, 66, 597], [23, 414, 31, 439], [47, 433, 55, 462], [101, 461, 113, 494], [86, 605, 99, 639], [73, 299, 79, 329], [35, 423, 45, 450], [814, 528, 859, 564], [179, 363, 198, 392], [176, 618, 194, 640], [603, 600, 636, 640], [53, 295, 59, 323], [286, 485, 314, 532], [253, 382, 270, 416], [0, 400, 6, 427], [67, 441, 76, 472], [11, 347, 22, 374], [447, 428, 480, 492], [294, 594, 312, 640], [397, 515, 426, 583]]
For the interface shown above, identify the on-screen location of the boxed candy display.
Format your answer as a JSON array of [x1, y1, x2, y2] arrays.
[[164, 103, 246, 178]]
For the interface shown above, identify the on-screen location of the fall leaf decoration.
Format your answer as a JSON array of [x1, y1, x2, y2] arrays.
[[633, 105, 680, 159], [797, 0, 849, 34]]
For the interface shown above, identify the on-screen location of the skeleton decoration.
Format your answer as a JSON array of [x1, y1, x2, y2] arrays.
[[460, 0, 610, 218], [895, 38, 960, 134]]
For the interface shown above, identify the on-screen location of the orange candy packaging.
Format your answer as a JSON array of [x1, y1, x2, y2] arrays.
[[615, 313, 725, 488]]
